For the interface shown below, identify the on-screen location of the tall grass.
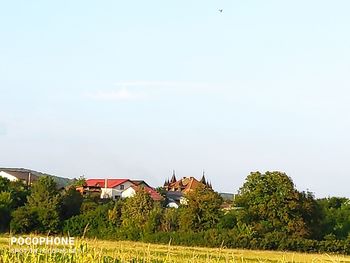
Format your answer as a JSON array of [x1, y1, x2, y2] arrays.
[[0, 236, 350, 263], [0, 241, 163, 263]]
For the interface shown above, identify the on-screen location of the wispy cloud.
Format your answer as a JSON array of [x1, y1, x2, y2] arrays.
[[86, 88, 146, 101], [113, 81, 224, 91], [86, 81, 226, 102]]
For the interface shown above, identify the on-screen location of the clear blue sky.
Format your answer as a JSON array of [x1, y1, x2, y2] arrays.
[[1, 0, 350, 197]]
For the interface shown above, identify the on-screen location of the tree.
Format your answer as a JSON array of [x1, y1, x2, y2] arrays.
[[70, 175, 86, 188], [161, 208, 179, 232], [63, 201, 114, 238], [144, 204, 163, 234], [234, 171, 317, 238], [0, 177, 10, 191], [107, 200, 123, 227], [179, 184, 223, 232], [60, 186, 83, 220], [10, 206, 38, 233], [0, 177, 29, 232], [0, 191, 12, 232], [217, 210, 237, 229], [121, 187, 154, 238], [8, 180, 30, 208], [318, 197, 350, 240], [25, 176, 61, 233]]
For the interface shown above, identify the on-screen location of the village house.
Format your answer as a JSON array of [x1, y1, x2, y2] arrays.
[[165, 191, 186, 208], [163, 171, 212, 193], [0, 168, 71, 188], [81, 179, 134, 199], [121, 185, 163, 201], [78, 178, 159, 200], [163, 171, 212, 208], [0, 168, 38, 186]]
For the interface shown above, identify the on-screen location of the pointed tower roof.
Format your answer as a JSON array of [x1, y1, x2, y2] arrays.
[[170, 170, 177, 183], [200, 170, 206, 185], [163, 178, 169, 186]]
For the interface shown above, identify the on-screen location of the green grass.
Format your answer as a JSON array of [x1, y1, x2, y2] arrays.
[[0, 235, 350, 262]]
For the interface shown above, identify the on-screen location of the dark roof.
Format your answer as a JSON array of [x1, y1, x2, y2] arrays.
[[0, 168, 72, 188], [130, 180, 150, 187], [166, 191, 184, 201], [0, 169, 39, 182]]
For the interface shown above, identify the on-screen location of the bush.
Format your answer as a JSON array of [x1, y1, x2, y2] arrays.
[[10, 206, 38, 233]]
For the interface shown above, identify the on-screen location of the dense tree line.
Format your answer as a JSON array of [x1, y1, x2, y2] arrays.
[[0, 172, 349, 254]]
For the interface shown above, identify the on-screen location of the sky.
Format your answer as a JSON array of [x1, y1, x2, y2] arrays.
[[1, 0, 350, 197]]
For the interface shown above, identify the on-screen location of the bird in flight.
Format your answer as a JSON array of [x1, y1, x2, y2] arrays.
[[219, 9, 223, 13]]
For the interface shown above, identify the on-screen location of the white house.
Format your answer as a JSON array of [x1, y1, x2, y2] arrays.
[[0, 171, 18, 181], [85, 179, 134, 199], [0, 169, 38, 185]]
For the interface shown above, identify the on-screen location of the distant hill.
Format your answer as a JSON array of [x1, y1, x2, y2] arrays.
[[220, 192, 235, 201], [0, 167, 73, 188]]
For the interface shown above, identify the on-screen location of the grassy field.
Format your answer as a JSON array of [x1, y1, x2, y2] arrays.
[[0, 235, 350, 262]]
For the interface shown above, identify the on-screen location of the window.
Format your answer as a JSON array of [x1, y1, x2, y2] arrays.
[[120, 185, 124, 190]]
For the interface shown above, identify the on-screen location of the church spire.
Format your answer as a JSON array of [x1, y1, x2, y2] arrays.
[[163, 178, 169, 186], [170, 170, 177, 183], [208, 181, 212, 189], [200, 170, 207, 185]]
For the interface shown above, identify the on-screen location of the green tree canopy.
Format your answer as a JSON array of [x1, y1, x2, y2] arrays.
[[121, 187, 154, 238], [60, 186, 84, 220], [24, 176, 60, 233], [234, 171, 318, 238], [0, 177, 29, 231], [70, 175, 86, 187], [179, 184, 223, 232], [318, 197, 350, 239]]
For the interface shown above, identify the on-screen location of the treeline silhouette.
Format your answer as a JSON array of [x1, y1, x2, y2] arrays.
[[1, 171, 349, 254]]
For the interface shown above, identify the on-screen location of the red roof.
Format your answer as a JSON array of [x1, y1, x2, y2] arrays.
[[86, 179, 129, 188], [131, 186, 163, 201]]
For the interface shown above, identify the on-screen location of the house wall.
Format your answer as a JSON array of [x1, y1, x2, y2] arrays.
[[0, 171, 19, 182], [167, 202, 179, 208], [101, 188, 114, 199], [121, 187, 136, 199], [101, 181, 134, 199]]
